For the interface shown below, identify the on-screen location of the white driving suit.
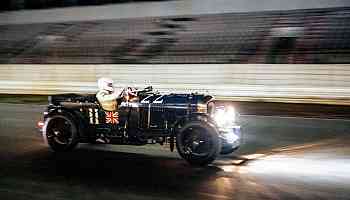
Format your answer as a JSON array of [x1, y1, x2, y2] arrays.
[[96, 89, 119, 111]]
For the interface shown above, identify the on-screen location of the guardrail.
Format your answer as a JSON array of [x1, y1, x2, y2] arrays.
[[1, 64, 350, 105]]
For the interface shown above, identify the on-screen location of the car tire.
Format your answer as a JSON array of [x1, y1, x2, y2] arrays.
[[176, 121, 221, 166], [43, 113, 79, 152]]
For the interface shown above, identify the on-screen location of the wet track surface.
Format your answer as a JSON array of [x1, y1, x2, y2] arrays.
[[1, 103, 350, 199]]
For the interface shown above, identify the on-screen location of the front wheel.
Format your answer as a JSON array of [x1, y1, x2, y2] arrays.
[[176, 121, 221, 166], [43, 114, 79, 152]]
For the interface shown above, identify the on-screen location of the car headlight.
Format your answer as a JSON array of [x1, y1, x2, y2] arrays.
[[214, 106, 236, 128]]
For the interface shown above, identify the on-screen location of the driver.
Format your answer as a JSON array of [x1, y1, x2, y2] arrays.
[[96, 77, 120, 111], [96, 77, 121, 143]]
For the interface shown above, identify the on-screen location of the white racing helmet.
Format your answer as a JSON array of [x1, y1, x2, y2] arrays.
[[97, 77, 114, 92]]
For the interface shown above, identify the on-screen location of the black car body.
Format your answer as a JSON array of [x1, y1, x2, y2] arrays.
[[40, 86, 241, 165]]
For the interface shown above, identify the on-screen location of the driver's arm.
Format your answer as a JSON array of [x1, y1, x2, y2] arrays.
[[96, 91, 119, 102]]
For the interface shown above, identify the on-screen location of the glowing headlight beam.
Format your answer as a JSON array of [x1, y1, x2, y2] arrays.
[[214, 106, 236, 128]]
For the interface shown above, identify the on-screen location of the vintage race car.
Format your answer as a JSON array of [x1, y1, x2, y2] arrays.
[[38, 86, 242, 165]]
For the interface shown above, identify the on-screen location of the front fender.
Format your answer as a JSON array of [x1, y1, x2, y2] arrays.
[[172, 113, 217, 135], [173, 113, 241, 154]]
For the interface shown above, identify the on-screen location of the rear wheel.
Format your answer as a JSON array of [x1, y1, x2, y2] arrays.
[[43, 114, 79, 152], [176, 121, 221, 166]]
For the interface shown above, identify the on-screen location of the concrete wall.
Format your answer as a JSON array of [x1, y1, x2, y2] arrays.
[[1, 64, 350, 104]]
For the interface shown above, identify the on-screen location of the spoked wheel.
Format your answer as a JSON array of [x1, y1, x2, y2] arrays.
[[43, 114, 79, 152], [182, 127, 213, 156], [176, 121, 221, 166]]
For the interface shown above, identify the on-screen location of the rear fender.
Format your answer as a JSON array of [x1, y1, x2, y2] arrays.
[[46, 107, 89, 138]]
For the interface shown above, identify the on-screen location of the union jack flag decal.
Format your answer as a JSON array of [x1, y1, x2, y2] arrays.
[[105, 111, 119, 124]]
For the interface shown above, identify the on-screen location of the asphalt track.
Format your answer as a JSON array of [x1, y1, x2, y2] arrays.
[[1, 103, 350, 199]]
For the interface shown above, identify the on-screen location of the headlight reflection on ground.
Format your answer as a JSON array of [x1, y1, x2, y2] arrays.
[[218, 151, 350, 182], [219, 154, 266, 173], [247, 154, 350, 180]]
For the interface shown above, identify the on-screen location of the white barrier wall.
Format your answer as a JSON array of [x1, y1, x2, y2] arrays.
[[1, 64, 350, 104]]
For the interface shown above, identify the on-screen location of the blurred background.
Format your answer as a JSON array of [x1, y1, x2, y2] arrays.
[[0, 0, 140, 10], [1, 3, 350, 64], [1, 1, 350, 103]]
